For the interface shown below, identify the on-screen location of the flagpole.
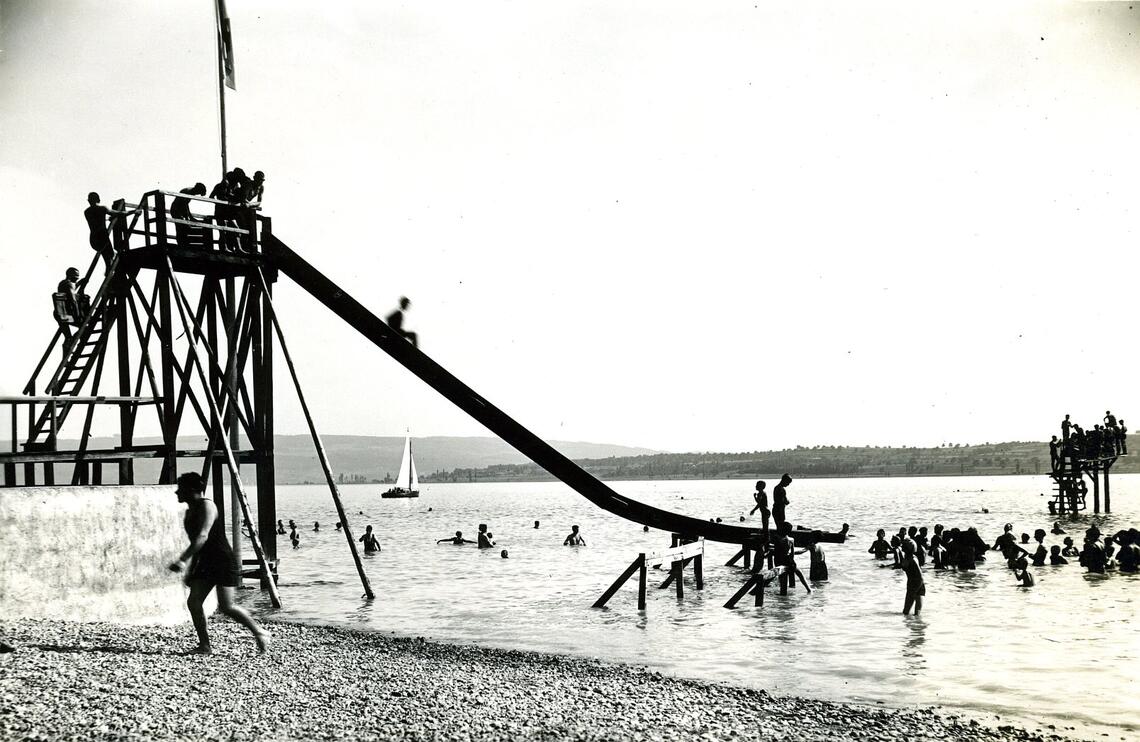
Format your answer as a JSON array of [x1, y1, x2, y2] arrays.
[[215, 0, 228, 179]]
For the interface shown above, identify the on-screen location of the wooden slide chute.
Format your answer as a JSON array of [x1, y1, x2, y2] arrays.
[[265, 236, 847, 547]]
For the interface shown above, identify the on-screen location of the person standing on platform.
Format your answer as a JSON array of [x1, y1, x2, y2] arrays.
[[386, 297, 418, 348], [1061, 414, 1071, 443], [171, 183, 207, 248], [748, 480, 770, 536], [167, 472, 270, 655], [84, 192, 131, 269], [1119, 420, 1128, 455], [1049, 435, 1060, 471], [772, 474, 792, 532]]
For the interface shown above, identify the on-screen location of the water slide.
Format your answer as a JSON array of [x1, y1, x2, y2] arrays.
[[265, 236, 847, 546]]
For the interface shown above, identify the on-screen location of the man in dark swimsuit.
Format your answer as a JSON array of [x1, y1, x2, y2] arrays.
[[54, 267, 82, 347], [1049, 435, 1060, 471], [359, 525, 382, 553], [168, 472, 269, 654], [772, 474, 792, 532], [1119, 420, 1128, 455], [84, 192, 118, 268], [386, 296, 418, 348], [1061, 414, 1071, 443]]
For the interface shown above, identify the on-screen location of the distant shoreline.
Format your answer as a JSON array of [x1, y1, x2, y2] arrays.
[[285, 471, 1061, 486]]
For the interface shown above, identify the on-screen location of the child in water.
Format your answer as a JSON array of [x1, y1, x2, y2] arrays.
[[358, 525, 381, 553], [900, 539, 924, 615], [1049, 545, 1067, 565], [1013, 557, 1035, 587], [806, 531, 828, 582], [1061, 537, 1079, 557], [477, 524, 495, 549], [868, 529, 892, 559], [1031, 529, 1047, 567]]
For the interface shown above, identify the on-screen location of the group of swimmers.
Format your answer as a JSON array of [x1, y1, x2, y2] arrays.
[[868, 520, 1140, 612]]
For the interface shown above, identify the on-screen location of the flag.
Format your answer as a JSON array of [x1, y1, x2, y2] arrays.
[[216, 0, 236, 90]]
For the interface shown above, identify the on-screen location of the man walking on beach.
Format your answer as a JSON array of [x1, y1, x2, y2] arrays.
[[772, 474, 792, 532], [168, 472, 270, 655]]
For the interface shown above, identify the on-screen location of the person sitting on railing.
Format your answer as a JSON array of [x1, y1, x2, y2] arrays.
[[84, 192, 132, 268], [172, 183, 208, 249]]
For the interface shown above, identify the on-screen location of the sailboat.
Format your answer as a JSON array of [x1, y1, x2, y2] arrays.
[[381, 434, 420, 498]]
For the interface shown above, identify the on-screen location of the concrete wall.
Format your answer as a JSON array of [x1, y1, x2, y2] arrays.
[[0, 485, 195, 624]]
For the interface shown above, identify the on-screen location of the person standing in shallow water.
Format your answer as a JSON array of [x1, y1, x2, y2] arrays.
[[900, 539, 924, 615], [563, 524, 586, 546], [168, 472, 269, 654], [359, 525, 381, 553], [477, 523, 495, 549]]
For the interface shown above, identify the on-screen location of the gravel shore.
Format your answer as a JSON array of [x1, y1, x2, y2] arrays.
[[0, 618, 1097, 742]]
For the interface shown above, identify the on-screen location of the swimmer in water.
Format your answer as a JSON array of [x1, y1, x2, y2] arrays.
[[313, 521, 320, 532], [1031, 529, 1047, 567], [868, 529, 892, 559], [1049, 545, 1067, 566], [437, 530, 474, 545], [563, 524, 586, 546], [1013, 557, 1035, 587], [534, 520, 540, 529], [1061, 537, 1079, 557], [335, 522, 343, 531], [289, 526, 300, 550], [1051, 521, 1066, 535], [477, 523, 495, 549], [359, 525, 381, 553], [276, 520, 285, 535], [500, 550, 509, 559]]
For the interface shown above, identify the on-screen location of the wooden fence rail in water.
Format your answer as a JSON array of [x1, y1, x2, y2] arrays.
[[593, 535, 704, 611]]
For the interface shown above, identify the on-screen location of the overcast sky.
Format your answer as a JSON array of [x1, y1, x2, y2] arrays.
[[1, 1, 1138, 453]]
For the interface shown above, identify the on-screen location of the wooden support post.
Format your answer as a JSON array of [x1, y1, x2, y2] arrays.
[[256, 269, 374, 600], [225, 278, 242, 574], [114, 284, 134, 485], [23, 401, 35, 486], [724, 574, 759, 609], [593, 555, 644, 609], [637, 560, 647, 610], [1092, 466, 1100, 514], [251, 278, 277, 574], [1104, 462, 1111, 514], [44, 401, 57, 485], [725, 548, 747, 567], [166, 260, 281, 608], [205, 280, 228, 545], [156, 267, 177, 483], [673, 560, 684, 598], [5, 405, 16, 486], [694, 553, 704, 590]]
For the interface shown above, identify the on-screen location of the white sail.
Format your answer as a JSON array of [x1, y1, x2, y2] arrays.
[[395, 435, 413, 489], [409, 440, 419, 490]]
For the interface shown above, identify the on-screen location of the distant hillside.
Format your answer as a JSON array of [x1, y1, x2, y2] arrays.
[[422, 437, 1140, 483], [3, 435, 657, 484]]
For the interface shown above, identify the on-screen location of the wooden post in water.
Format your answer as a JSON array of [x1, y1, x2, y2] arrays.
[[1091, 465, 1100, 514], [255, 269, 375, 600], [1103, 461, 1111, 514]]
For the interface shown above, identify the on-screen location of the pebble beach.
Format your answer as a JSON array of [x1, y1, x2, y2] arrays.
[[0, 618, 1104, 742]]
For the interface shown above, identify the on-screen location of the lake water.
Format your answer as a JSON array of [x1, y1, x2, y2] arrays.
[[236, 475, 1140, 738]]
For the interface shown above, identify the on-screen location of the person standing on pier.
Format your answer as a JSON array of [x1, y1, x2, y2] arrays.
[[772, 474, 792, 532], [1049, 435, 1060, 471], [748, 480, 770, 537], [1118, 420, 1128, 454], [1061, 414, 1071, 442], [168, 472, 270, 654]]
